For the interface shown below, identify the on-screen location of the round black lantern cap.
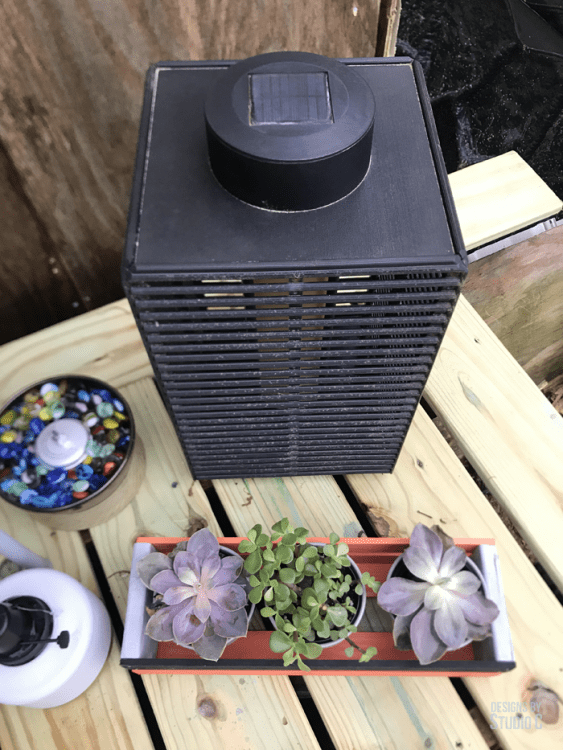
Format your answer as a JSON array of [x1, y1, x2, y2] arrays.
[[204, 52, 376, 210]]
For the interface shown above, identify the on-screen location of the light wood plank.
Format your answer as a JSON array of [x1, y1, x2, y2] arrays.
[[0, 503, 153, 749], [347, 406, 563, 749], [0, 298, 152, 405], [448, 151, 562, 251], [89, 377, 321, 750], [463, 224, 563, 384], [308, 675, 490, 750], [378, 0, 401, 56], [425, 295, 563, 592], [214, 475, 490, 750]]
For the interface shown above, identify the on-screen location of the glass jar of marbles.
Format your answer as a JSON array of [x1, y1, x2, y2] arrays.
[[0, 376, 145, 530]]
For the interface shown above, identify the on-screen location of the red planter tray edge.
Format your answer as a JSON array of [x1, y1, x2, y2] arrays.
[[122, 536, 516, 677]]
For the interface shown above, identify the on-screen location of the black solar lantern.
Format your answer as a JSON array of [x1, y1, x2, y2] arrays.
[[122, 52, 467, 479]]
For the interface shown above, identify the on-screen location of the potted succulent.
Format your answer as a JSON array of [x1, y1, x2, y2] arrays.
[[377, 523, 500, 665], [136, 527, 252, 661], [121, 525, 515, 675], [238, 518, 381, 671]]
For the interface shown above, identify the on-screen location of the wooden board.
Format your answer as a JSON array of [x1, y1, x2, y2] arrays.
[[463, 223, 563, 384], [0, 0, 388, 346], [0, 505, 154, 749], [377, 0, 402, 56], [346, 406, 563, 749], [448, 151, 562, 251], [424, 295, 563, 593], [0, 299, 152, 406], [89, 377, 322, 750], [0, 143, 87, 346], [213, 477, 491, 749]]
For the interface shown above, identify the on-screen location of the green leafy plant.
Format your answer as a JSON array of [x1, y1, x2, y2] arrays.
[[238, 518, 380, 671]]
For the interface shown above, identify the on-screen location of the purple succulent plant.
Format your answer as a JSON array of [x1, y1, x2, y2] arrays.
[[137, 528, 249, 661], [377, 524, 499, 665]]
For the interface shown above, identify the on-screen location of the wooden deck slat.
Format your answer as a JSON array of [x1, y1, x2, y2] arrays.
[[347, 406, 563, 749], [448, 150, 562, 251], [0, 299, 153, 405], [214, 475, 491, 750], [89, 377, 321, 750], [0, 507, 154, 750], [425, 295, 563, 592]]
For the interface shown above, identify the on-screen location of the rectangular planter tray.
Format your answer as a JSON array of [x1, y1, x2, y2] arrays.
[[121, 537, 516, 676]]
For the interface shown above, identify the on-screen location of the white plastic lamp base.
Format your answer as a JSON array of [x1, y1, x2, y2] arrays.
[[0, 569, 112, 708]]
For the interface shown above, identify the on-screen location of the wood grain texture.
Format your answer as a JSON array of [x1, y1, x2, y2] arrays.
[[377, 0, 401, 56], [0, 142, 87, 346], [424, 295, 563, 593], [0, 0, 385, 344], [0, 499, 153, 749], [213, 475, 490, 750], [89, 377, 321, 750], [448, 151, 562, 251], [346, 406, 563, 749], [463, 224, 563, 384], [0, 298, 152, 407]]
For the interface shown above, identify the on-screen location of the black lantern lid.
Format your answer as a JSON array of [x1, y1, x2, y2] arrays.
[[205, 52, 376, 210], [126, 57, 465, 274]]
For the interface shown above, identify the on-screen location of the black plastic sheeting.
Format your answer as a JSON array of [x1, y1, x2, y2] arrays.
[[397, 0, 563, 203]]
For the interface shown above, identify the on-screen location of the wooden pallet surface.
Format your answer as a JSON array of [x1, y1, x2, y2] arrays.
[[0, 298, 153, 406], [425, 295, 563, 592], [448, 151, 562, 251], [347, 405, 563, 749], [214, 475, 491, 750]]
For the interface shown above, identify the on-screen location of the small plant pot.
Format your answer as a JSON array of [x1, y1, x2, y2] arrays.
[[122, 539, 255, 665], [269, 543, 367, 650], [386, 551, 490, 654], [122, 537, 515, 675], [0, 375, 145, 531], [160, 544, 256, 653]]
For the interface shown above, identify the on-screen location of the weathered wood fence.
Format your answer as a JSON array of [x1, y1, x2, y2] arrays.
[[0, 0, 399, 345]]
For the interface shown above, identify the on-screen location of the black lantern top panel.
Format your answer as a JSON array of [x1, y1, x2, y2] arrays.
[[124, 54, 464, 274]]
